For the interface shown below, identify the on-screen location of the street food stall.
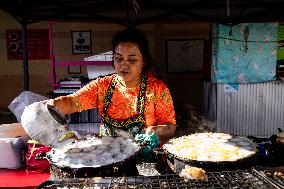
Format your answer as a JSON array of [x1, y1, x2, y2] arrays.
[[0, 92, 284, 188], [1, 98, 284, 188], [1, 1, 284, 189], [29, 132, 284, 189]]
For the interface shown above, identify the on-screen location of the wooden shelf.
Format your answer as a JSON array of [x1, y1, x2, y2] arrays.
[[48, 22, 113, 91]]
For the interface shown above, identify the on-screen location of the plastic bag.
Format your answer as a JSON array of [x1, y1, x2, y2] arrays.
[[25, 141, 51, 174], [8, 91, 49, 122]]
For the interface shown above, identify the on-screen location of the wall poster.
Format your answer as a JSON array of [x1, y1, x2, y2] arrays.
[[71, 31, 92, 54], [6, 29, 50, 60]]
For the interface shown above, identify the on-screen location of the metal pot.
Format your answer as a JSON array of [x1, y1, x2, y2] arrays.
[[155, 135, 257, 173], [21, 101, 69, 147]]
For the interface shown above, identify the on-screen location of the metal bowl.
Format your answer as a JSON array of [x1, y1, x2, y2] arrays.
[[21, 101, 68, 147]]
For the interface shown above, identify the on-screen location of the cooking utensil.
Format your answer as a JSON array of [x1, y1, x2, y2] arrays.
[[21, 101, 70, 147], [163, 148, 256, 173], [36, 136, 140, 178], [35, 150, 136, 178], [155, 134, 257, 173], [46, 104, 67, 125], [45, 151, 138, 178]]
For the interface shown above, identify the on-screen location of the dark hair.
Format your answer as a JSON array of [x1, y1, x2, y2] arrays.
[[112, 27, 153, 73]]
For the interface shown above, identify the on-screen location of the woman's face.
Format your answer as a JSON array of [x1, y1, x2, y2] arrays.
[[113, 42, 145, 87]]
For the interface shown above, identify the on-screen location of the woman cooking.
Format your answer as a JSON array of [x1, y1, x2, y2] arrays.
[[10, 28, 175, 161], [47, 27, 177, 146]]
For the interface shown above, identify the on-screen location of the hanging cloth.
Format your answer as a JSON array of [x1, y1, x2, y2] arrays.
[[100, 74, 147, 136], [212, 23, 278, 83]]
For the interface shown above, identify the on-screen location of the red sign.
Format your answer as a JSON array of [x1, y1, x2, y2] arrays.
[[6, 29, 50, 60]]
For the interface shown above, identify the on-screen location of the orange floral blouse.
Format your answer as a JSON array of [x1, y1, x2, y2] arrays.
[[67, 73, 176, 128]]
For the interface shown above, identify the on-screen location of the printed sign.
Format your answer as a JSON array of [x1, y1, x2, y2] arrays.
[[6, 29, 50, 60], [71, 31, 92, 54]]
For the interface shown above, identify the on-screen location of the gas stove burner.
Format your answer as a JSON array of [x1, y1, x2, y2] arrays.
[[37, 170, 278, 189]]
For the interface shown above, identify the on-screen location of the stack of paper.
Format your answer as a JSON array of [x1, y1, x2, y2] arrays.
[[84, 51, 115, 79]]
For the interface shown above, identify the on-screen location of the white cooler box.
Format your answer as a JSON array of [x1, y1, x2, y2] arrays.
[[0, 137, 25, 169]]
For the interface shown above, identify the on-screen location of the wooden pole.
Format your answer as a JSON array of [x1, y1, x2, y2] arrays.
[[21, 21, 29, 91]]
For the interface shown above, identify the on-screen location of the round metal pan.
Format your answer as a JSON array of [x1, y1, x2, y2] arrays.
[[46, 151, 138, 178], [156, 135, 257, 173], [36, 137, 140, 178]]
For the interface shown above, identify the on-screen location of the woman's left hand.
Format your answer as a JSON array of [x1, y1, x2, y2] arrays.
[[135, 132, 160, 161], [146, 124, 176, 143]]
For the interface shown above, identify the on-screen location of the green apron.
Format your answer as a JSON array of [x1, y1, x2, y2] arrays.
[[100, 74, 147, 137]]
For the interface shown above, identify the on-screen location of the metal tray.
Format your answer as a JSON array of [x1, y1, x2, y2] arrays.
[[37, 169, 279, 189], [253, 166, 284, 189]]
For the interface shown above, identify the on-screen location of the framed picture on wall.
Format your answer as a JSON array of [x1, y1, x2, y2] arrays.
[[68, 66, 81, 74], [71, 30, 92, 54], [166, 39, 204, 73]]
